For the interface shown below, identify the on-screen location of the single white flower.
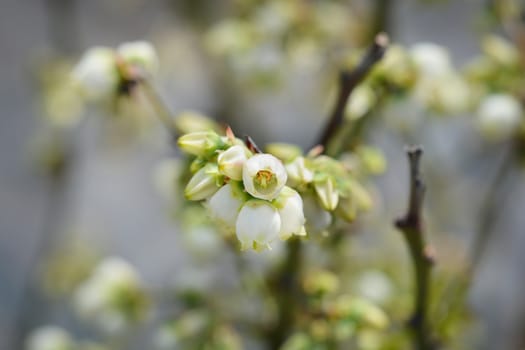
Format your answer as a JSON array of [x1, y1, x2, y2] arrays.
[[236, 200, 281, 251], [243, 153, 287, 200], [285, 156, 313, 187], [72, 47, 118, 101], [218, 145, 250, 180], [184, 164, 221, 201], [273, 186, 306, 240], [207, 182, 247, 231], [410, 42, 452, 77], [117, 41, 159, 76], [314, 176, 339, 211], [26, 326, 74, 350], [477, 93, 522, 141], [177, 131, 224, 157]]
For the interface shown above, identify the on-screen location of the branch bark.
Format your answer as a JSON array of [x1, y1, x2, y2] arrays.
[[314, 32, 389, 151], [394, 146, 436, 350]]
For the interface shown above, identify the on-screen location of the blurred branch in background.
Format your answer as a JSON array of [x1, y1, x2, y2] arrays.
[[395, 146, 436, 350], [315, 33, 389, 155]]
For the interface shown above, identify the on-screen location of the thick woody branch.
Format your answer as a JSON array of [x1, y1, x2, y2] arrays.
[[315, 33, 389, 150], [395, 146, 436, 350]]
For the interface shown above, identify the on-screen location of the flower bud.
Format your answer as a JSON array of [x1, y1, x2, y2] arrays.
[[207, 182, 247, 232], [345, 85, 375, 120], [243, 153, 287, 200], [273, 187, 306, 240], [336, 196, 357, 222], [218, 145, 250, 180], [477, 93, 522, 141], [265, 143, 302, 163], [331, 295, 388, 330], [174, 110, 220, 134], [314, 176, 339, 211], [236, 200, 281, 251], [185, 164, 221, 201], [26, 326, 74, 350], [285, 156, 313, 187], [117, 41, 159, 76], [482, 35, 520, 66], [72, 47, 118, 101], [177, 131, 224, 157], [410, 42, 451, 77]]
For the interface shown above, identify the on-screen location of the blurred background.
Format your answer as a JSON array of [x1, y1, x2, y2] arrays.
[[2, 0, 525, 349]]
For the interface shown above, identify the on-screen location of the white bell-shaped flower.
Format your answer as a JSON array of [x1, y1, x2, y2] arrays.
[[207, 182, 247, 232], [218, 145, 250, 180], [72, 47, 118, 101], [236, 200, 281, 251], [273, 186, 306, 240], [477, 93, 522, 141], [184, 164, 221, 201], [242, 153, 287, 200], [117, 41, 159, 76], [26, 326, 74, 350]]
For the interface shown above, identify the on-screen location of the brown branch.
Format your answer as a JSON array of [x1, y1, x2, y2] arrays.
[[314, 32, 389, 150], [394, 146, 436, 350]]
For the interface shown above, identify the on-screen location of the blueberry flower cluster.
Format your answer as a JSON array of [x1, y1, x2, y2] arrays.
[[178, 129, 306, 251], [72, 41, 158, 102]]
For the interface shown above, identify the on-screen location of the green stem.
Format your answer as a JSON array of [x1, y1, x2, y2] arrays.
[[139, 79, 178, 141]]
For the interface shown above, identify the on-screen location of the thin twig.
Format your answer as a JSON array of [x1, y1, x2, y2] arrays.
[[469, 141, 515, 271], [394, 146, 436, 350], [138, 79, 178, 142], [314, 32, 389, 151]]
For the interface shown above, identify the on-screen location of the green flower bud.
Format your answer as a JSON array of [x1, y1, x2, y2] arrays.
[[174, 111, 221, 134], [177, 131, 224, 157], [303, 269, 339, 296], [331, 295, 389, 330], [345, 85, 376, 120], [184, 164, 221, 201], [314, 176, 339, 211], [482, 34, 520, 66], [265, 143, 302, 163]]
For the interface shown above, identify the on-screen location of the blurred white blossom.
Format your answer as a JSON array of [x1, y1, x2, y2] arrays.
[[26, 326, 74, 350]]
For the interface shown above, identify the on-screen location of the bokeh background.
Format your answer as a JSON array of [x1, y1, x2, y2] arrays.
[[2, 0, 525, 349]]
